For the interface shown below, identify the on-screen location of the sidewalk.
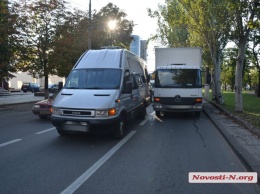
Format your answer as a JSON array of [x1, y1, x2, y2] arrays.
[[0, 92, 44, 106], [203, 100, 260, 184]]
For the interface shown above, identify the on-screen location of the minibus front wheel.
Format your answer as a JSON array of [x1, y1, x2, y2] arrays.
[[113, 115, 126, 139], [56, 127, 68, 136]]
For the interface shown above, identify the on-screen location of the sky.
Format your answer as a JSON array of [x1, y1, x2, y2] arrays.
[[69, 0, 165, 71]]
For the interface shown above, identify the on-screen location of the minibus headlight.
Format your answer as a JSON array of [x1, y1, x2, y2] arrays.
[[96, 108, 117, 117], [51, 107, 60, 115], [96, 110, 108, 117]]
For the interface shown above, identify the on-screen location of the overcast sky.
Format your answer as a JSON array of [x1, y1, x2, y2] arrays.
[[69, 0, 165, 71]]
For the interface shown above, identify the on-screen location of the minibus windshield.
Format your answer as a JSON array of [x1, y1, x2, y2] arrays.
[[155, 69, 202, 88], [64, 69, 122, 89]]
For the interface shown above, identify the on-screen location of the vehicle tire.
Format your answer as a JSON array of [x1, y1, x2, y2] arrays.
[[195, 111, 201, 117], [156, 111, 165, 118], [113, 115, 126, 139], [56, 128, 68, 136], [136, 107, 146, 119]]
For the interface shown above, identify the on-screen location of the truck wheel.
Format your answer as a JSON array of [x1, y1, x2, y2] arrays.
[[113, 116, 126, 139], [136, 107, 146, 119], [156, 111, 165, 118]]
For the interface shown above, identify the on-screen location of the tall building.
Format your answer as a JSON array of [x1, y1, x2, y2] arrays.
[[130, 35, 140, 56], [140, 40, 147, 61], [130, 35, 147, 61]]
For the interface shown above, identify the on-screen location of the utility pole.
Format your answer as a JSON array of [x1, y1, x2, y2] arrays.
[[88, 0, 91, 50]]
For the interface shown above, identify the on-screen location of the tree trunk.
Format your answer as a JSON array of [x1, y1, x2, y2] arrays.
[[44, 74, 49, 100], [235, 41, 246, 112], [257, 68, 260, 97], [210, 45, 223, 104]]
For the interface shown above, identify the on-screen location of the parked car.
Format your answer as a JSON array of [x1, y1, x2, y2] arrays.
[[32, 92, 57, 119], [21, 82, 40, 93], [48, 84, 58, 93]]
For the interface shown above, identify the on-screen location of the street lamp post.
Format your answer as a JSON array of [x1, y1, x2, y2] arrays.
[[88, 0, 91, 50]]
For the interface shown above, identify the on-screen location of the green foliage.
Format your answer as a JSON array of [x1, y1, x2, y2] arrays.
[[0, 0, 17, 80], [49, 3, 134, 77], [148, 1, 189, 47], [48, 9, 88, 78], [219, 91, 260, 129], [91, 3, 134, 49], [14, 0, 68, 80], [221, 48, 237, 91]]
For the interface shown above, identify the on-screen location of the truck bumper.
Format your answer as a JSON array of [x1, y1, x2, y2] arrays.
[[153, 103, 203, 113]]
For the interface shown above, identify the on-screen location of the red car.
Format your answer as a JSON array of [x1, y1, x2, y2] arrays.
[[32, 93, 57, 119]]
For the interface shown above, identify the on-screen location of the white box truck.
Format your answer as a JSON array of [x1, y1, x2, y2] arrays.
[[153, 47, 203, 117]]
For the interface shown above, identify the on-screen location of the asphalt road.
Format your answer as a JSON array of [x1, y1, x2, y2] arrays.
[[0, 103, 259, 194]]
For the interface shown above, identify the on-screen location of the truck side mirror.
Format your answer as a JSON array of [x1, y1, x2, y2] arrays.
[[125, 81, 132, 94], [58, 82, 63, 91]]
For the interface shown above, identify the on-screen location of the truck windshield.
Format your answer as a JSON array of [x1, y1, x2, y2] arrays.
[[155, 69, 202, 88], [64, 69, 122, 89]]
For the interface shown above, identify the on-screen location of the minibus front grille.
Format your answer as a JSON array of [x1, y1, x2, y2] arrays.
[[61, 109, 95, 117]]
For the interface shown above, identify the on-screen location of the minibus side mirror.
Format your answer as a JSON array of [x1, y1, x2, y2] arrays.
[[125, 81, 132, 94], [58, 82, 63, 91]]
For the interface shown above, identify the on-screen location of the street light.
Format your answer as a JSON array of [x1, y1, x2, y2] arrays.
[[88, 0, 91, 50], [108, 20, 117, 46]]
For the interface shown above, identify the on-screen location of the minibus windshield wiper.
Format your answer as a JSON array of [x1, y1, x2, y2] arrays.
[[85, 87, 102, 89], [66, 86, 79, 89]]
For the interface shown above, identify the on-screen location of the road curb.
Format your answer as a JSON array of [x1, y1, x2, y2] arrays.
[[0, 100, 40, 109], [203, 100, 260, 184]]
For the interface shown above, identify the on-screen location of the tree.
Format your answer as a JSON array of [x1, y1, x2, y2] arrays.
[[48, 9, 88, 78], [221, 48, 237, 91], [0, 0, 17, 88], [148, 1, 189, 47], [14, 0, 68, 99], [91, 3, 134, 49], [228, 1, 260, 111], [49, 3, 134, 77], [249, 25, 260, 96]]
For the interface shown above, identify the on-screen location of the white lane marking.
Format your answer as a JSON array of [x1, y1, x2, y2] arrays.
[[139, 119, 148, 126], [61, 131, 136, 194], [0, 139, 22, 148], [35, 127, 56, 135], [139, 111, 156, 126]]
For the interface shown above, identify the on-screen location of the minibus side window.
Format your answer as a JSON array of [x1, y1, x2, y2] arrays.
[[123, 69, 131, 93]]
